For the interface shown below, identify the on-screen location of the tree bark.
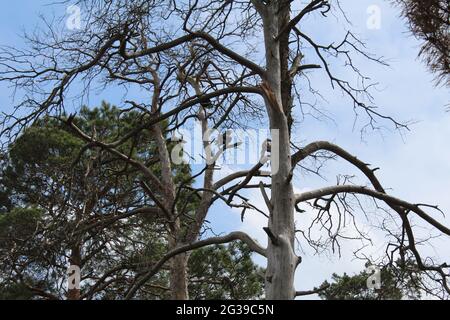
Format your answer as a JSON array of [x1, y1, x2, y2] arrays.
[[154, 125, 190, 300], [152, 111, 191, 300], [169, 237, 190, 300], [262, 2, 299, 300]]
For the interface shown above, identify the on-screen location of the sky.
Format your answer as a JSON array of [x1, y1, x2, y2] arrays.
[[0, 1, 449, 299]]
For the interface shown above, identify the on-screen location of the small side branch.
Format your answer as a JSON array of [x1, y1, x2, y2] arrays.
[[295, 185, 450, 236], [295, 283, 330, 297], [140, 181, 172, 221], [263, 227, 279, 246], [276, 0, 330, 41], [259, 181, 273, 212]]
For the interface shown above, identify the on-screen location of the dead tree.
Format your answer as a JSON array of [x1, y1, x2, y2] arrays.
[[0, 0, 449, 299]]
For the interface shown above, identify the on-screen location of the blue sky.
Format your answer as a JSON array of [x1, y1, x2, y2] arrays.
[[0, 1, 449, 298]]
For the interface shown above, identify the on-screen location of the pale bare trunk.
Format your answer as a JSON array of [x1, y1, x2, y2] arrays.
[[262, 2, 298, 300]]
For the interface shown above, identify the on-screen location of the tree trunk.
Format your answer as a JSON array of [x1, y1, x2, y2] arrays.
[[169, 250, 190, 300], [168, 219, 190, 300], [262, 2, 299, 300], [152, 115, 191, 300]]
